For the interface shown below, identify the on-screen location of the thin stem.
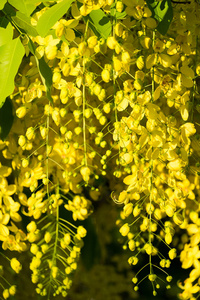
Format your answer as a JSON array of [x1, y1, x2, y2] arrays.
[[47, 205, 59, 300], [82, 20, 89, 168], [46, 102, 50, 199]]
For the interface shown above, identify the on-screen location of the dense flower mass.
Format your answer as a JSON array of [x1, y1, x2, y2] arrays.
[[0, 0, 200, 299]]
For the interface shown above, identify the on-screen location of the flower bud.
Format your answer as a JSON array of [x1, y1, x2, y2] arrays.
[[124, 203, 133, 217], [9, 286, 16, 296], [10, 258, 22, 273], [101, 69, 111, 83], [116, 1, 124, 12], [87, 36, 98, 48], [119, 223, 130, 236], [77, 226, 87, 238], [84, 108, 93, 118], [45, 45, 57, 60], [18, 135, 26, 147], [148, 274, 157, 281], [16, 106, 27, 118], [53, 71, 61, 83], [168, 248, 177, 260], [107, 36, 117, 49], [3, 289, 9, 299], [44, 232, 52, 244], [173, 212, 184, 226], [26, 127, 35, 140], [27, 221, 37, 232], [78, 41, 87, 55], [22, 158, 29, 168], [80, 166, 91, 182]]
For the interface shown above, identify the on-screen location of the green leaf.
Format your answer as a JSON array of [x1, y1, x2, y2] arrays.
[[12, 11, 38, 37], [8, 0, 40, 16], [0, 97, 14, 140], [2, 2, 38, 37], [0, 0, 7, 10], [36, 0, 74, 37], [88, 9, 111, 39], [0, 37, 25, 108], [146, 0, 173, 35], [0, 22, 13, 47], [0, 16, 9, 28], [2, 2, 15, 17], [28, 39, 53, 103]]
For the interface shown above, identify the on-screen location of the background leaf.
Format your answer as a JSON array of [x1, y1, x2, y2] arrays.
[[12, 11, 38, 37], [87, 9, 111, 39], [2, 3, 38, 37], [146, 0, 173, 35], [0, 37, 25, 108], [0, 16, 9, 28], [0, 22, 13, 47], [8, 0, 40, 16], [0, 97, 14, 140], [0, 0, 7, 10], [36, 0, 74, 37]]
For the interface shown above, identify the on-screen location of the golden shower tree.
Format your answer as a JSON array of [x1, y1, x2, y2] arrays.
[[0, 0, 200, 299]]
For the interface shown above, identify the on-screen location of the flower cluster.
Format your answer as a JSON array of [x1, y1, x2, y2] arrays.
[[112, 0, 200, 297], [28, 216, 85, 297]]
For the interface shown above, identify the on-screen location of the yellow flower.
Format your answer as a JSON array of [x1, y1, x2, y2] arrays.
[[153, 39, 165, 53], [140, 35, 151, 49], [181, 123, 196, 137], [0, 164, 12, 177], [2, 221, 27, 251], [3, 197, 21, 223], [159, 54, 172, 68], [35, 35, 60, 60], [25, 79, 45, 103], [167, 159, 182, 171], [123, 0, 145, 19], [180, 65, 194, 88], [146, 53, 157, 69], [54, 19, 78, 41], [65, 195, 93, 221], [173, 212, 184, 226], [0, 212, 9, 241], [115, 92, 129, 111], [180, 244, 200, 269]]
